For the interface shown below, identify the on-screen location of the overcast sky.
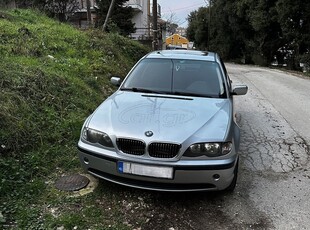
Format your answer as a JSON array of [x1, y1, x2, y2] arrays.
[[157, 0, 208, 27]]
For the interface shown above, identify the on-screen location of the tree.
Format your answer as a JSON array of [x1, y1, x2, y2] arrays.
[[44, 0, 80, 22], [163, 12, 180, 35], [244, 0, 283, 66], [187, 0, 309, 69], [15, 0, 80, 22], [208, 0, 243, 59], [187, 0, 285, 65], [96, 0, 135, 36], [187, 1, 248, 59], [186, 7, 209, 50], [186, 11, 198, 42], [276, 0, 310, 69], [166, 22, 178, 35]]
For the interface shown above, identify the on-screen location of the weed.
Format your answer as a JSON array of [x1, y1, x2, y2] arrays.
[[0, 8, 150, 229]]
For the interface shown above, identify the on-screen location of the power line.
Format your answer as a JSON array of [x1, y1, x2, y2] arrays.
[[161, 2, 205, 13]]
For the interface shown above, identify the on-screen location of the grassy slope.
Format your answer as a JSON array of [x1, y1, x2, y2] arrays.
[[0, 9, 149, 229]]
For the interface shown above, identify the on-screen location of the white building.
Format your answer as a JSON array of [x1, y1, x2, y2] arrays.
[[124, 0, 151, 40]]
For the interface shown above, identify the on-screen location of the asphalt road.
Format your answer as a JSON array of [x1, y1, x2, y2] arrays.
[[227, 64, 310, 229], [134, 64, 310, 230]]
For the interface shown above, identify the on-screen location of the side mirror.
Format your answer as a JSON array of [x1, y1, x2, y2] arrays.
[[231, 85, 248, 95], [110, 77, 122, 86]]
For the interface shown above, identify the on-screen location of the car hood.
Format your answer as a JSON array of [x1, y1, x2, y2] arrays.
[[87, 91, 232, 144]]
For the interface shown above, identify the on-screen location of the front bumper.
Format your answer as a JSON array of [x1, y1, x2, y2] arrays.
[[77, 145, 238, 192]]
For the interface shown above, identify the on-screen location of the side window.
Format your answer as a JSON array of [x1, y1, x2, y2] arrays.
[[219, 58, 232, 90]]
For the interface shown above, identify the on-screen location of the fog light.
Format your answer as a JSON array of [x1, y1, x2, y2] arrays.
[[213, 174, 220, 181], [84, 157, 89, 164]]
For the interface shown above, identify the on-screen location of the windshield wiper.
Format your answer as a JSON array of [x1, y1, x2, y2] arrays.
[[171, 91, 215, 98], [121, 88, 216, 98], [121, 87, 167, 94]]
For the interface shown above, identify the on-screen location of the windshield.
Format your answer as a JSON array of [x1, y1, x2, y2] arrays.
[[121, 58, 226, 98]]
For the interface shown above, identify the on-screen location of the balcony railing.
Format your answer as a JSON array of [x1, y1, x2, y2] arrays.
[[125, 0, 142, 12]]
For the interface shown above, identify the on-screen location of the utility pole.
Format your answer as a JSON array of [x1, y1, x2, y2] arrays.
[[147, 0, 151, 38], [204, 0, 211, 50], [103, 0, 116, 31], [152, 0, 158, 50], [208, 0, 211, 50], [86, 0, 92, 27]]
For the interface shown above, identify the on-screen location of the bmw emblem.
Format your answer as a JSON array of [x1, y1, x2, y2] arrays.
[[145, 131, 153, 137]]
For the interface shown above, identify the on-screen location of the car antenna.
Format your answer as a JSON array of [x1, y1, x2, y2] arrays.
[[156, 51, 165, 56]]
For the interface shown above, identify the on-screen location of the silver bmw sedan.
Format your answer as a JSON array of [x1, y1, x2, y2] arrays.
[[78, 50, 247, 192]]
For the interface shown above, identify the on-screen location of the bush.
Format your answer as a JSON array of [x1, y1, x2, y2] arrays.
[[0, 9, 149, 157], [0, 8, 150, 228]]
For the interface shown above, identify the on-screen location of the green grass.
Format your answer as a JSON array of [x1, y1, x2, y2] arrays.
[[0, 9, 150, 229]]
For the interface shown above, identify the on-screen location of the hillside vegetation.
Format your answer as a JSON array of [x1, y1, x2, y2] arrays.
[[187, 0, 310, 69], [0, 9, 149, 229]]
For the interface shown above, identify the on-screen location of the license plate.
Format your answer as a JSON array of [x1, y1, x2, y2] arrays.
[[118, 162, 173, 179]]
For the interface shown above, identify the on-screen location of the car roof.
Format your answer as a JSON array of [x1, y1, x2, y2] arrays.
[[145, 50, 217, 62]]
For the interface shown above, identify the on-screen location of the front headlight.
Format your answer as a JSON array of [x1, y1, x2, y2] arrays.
[[184, 142, 232, 157], [82, 127, 114, 148]]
